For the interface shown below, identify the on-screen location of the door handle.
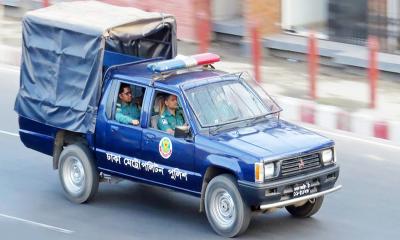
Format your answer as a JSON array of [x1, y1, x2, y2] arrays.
[[111, 125, 119, 133], [145, 133, 156, 140]]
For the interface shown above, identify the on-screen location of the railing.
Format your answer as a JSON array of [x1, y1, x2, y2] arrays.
[[328, 0, 400, 54]]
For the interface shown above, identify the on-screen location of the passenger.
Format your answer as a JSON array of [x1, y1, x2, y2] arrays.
[[157, 94, 184, 134], [115, 83, 140, 125]]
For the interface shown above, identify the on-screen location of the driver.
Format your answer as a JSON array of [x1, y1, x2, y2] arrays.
[[158, 94, 184, 134]]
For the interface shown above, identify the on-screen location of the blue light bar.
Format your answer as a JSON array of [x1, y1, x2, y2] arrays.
[[147, 53, 220, 73], [148, 58, 186, 73]]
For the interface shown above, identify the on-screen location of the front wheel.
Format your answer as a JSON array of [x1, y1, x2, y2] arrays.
[[58, 144, 99, 204], [285, 196, 324, 218], [205, 174, 251, 238]]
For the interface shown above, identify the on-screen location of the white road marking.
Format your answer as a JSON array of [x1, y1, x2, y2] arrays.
[[303, 124, 400, 151], [0, 213, 74, 234], [0, 130, 19, 137], [364, 154, 384, 161], [0, 64, 20, 73]]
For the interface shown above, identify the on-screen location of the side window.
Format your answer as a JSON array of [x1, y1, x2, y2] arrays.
[[105, 80, 118, 120], [149, 90, 187, 135], [112, 81, 146, 126]]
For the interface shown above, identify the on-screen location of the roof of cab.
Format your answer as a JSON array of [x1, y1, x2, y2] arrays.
[[110, 59, 231, 92]]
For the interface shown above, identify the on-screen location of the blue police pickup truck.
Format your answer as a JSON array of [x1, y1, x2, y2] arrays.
[[14, 2, 341, 237]]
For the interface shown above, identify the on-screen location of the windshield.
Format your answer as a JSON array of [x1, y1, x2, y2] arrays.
[[185, 73, 281, 128]]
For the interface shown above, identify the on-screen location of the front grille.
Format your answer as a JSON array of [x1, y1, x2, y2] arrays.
[[281, 153, 321, 176]]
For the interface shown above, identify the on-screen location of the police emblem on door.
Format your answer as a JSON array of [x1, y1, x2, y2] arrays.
[[159, 137, 173, 159]]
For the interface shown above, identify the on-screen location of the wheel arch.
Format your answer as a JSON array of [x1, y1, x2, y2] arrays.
[[199, 165, 239, 212], [53, 130, 88, 170]]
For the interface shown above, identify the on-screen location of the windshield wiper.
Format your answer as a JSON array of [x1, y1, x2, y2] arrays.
[[246, 114, 270, 127], [247, 109, 282, 127], [209, 116, 240, 135]]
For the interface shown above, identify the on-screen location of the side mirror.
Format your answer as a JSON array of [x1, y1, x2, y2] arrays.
[[174, 126, 190, 139]]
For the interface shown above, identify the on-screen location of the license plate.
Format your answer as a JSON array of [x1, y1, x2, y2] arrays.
[[293, 181, 311, 198]]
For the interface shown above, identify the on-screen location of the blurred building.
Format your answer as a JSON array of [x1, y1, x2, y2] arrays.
[[328, 0, 400, 53], [1, 0, 399, 53], [105, 0, 282, 42], [112, 0, 400, 54]]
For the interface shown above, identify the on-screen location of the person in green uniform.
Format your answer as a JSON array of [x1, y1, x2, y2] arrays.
[[115, 83, 140, 125], [158, 94, 185, 134]]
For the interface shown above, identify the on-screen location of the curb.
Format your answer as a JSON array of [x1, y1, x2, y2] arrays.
[[275, 95, 400, 144]]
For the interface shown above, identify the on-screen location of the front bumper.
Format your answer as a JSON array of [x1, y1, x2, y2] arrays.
[[238, 165, 340, 208]]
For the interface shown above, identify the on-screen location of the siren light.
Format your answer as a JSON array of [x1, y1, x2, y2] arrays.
[[147, 53, 220, 73]]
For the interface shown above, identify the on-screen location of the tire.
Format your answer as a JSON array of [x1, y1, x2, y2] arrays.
[[285, 196, 324, 218], [58, 144, 99, 204], [205, 174, 251, 238]]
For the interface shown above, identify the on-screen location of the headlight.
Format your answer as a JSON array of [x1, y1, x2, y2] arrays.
[[322, 149, 334, 165], [255, 162, 277, 183], [264, 163, 275, 178]]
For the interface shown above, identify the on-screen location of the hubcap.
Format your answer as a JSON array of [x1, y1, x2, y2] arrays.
[[210, 188, 236, 228], [62, 156, 86, 195]]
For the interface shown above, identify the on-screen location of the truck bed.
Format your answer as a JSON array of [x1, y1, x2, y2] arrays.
[[18, 116, 58, 156], [103, 50, 144, 71]]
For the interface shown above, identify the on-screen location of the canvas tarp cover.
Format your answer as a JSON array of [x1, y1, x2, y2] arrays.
[[14, 1, 177, 133]]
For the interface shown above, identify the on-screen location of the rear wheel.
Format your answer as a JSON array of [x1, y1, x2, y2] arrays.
[[285, 196, 324, 218], [205, 174, 251, 237], [59, 144, 99, 203]]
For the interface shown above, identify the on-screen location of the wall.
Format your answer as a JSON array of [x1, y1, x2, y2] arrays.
[[211, 0, 242, 21], [245, 0, 281, 36], [281, 0, 328, 30], [101, 0, 198, 41], [386, 0, 399, 51], [102, 0, 283, 41]]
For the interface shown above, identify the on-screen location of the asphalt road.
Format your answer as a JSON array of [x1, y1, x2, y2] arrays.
[[0, 65, 399, 239]]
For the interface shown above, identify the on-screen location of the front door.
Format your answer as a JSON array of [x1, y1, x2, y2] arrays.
[[141, 90, 198, 191]]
